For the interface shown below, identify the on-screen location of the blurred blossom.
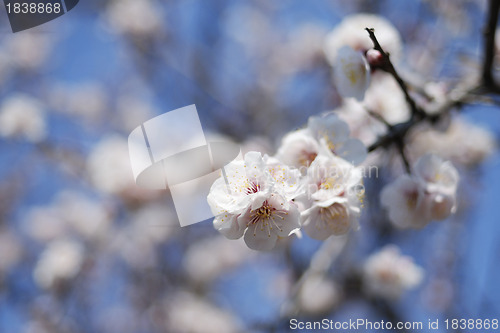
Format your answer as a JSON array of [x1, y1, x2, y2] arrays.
[[276, 113, 367, 168], [158, 291, 241, 333], [3, 32, 53, 70], [363, 245, 424, 300], [276, 129, 320, 170], [115, 94, 156, 132], [111, 203, 175, 269], [184, 236, 254, 284], [0, 94, 46, 142], [241, 136, 275, 156], [105, 0, 164, 38], [87, 135, 143, 198], [0, 228, 23, 273], [300, 152, 363, 240], [297, 273, 341, 315], [269, 24, 328, 76], [308, 113, 367, 164], [97, 306, 138, 333], [333, 46, 371, 101], [421, 277, 454, 311], [224, 5, 275, 58], [324, 14, 403, 65], [24, 191, 112, 242], [381, 154, 459, 229], [24, 206, 67, 242], [409, 118, 496, 167], [363, 72, 411, 124], [208, 152, 302, 250], [53, 191, 113, 240], [48, 82, 109, 123], [33, 239, 84, 289]]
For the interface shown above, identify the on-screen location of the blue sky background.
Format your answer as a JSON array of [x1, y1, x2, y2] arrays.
[[0, 0, 499, 332]]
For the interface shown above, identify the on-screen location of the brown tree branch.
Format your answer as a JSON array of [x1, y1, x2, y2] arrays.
[[483, 0, 500, 90], [365, 28, 425, 119]]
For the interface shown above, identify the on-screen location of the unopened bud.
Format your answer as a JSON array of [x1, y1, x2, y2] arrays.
[[366, 49, 384, 67]]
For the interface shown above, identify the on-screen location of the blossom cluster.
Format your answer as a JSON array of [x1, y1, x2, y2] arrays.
[[206, 14, 476, 252], [208, 113, 367, 250], [381, 154, 459, 229]]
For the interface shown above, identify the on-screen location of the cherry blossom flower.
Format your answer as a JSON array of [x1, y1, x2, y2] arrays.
[[33, 239, 84, 289], [275, 129, 320, 169], [381, 154, 459, 228], [333, 46, 371, 101], [300, 151, 364, 240], [0, 94, 46, 142], [297, 273, 341, 315], [324, 13, 403, 65], [363, 245, 424, 300], [308, 113, 367, 165], [208, 152, 302, 250], [408, 118, 496, 167], [275, 113, 367, 170]]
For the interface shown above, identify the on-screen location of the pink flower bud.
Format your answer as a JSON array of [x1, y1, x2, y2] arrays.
[[366, 49, 384, 67]]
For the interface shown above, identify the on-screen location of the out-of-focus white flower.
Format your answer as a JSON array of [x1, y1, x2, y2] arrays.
[[115, 94, 156, 132], [24, 191, 112, 242], [240, 136, 275, 156], [409, 118, 496, 167], [183, 236, 253, 284], [106, 0, 163, 38], [112, 203, 176, 269], [334, 46, 371, 101], [297, 273, 341, 315], [53, 191, 112, 239], [33, 239, 84, 289], [363, 245, 424, 300], [381, 154, 459, 228], [276, 129, 320, 169], [24, 206, 66, 242], [208, 152, 302, 250], [308, 113, 367, 165], [0, 94, 46, 142], [363, 72, 411, 124], [276, 113, 367, 169], [49, 82, 108, 123], [324, 14, 402, 65], [269, 24, 329, 76], [4, 32, 53, 70], [160, 291, 242, 333], [87, 135, 152, 201], [300, 152, 364, 240], [339, 71, 411, 136]]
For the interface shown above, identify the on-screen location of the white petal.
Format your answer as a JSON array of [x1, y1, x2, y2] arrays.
[[308, 114, 350, 143], [214, 214, 245, 239], [334, 46, 370, 101], [243, 225, 278, 251], [335, 138, 367, 165]]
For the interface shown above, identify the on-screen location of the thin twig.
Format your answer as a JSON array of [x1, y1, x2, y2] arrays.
[[482, 0, 500, 90], [396, 140, 411, 173], [365, 108, 393, 129], [365, 28, 425, 119]]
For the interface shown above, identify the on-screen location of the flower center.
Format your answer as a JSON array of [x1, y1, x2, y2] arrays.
[[245, 181, 261, 194], [255, 205, 272, 219]]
